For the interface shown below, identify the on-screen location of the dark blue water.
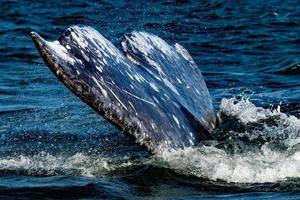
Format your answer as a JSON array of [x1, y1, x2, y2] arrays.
[[1, 0, 300, 199]]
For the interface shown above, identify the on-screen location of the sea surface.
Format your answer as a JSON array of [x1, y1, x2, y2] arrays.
[[1, 0, 300, 199]]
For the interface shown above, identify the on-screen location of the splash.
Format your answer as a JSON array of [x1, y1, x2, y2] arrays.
[[156, 97, 300, 183], [220, 97, 300, 145], [0, 152, 135, 177], [1, 97, 299, 184]]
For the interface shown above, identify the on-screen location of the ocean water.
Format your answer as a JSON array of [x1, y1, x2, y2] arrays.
[[1, 0, 300, 199]]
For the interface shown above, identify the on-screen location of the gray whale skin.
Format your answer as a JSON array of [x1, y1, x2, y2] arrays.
[[31, 25, 216, 153]]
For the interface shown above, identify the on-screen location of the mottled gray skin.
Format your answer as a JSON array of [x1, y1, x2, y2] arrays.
[[31, 25, 216, 153]]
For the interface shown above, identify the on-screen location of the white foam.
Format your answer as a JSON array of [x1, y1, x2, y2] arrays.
[[220, 97, 269, 123], [154, 98, 300, 183], [220, 97, 300, 145], [156, 143, 300, 183], [0, 152, 134, 177]]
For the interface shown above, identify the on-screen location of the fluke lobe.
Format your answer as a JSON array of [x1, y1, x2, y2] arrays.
[[31, 25, 216, 153]]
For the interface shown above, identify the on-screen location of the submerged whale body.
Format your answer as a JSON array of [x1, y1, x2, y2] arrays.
[[31, 25, 216, 153]]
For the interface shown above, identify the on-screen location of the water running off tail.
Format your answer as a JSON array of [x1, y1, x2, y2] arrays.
[[31, 25, 216, 153]]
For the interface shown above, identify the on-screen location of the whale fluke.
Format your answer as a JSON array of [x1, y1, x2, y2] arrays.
[[31, 25, 216, 153], [122, 32, 216, 134]]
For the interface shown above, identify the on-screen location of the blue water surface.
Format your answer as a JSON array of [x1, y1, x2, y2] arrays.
[[1, 0, 300, 199]]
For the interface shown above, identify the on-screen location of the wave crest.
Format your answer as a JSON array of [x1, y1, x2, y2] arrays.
[[156, 97, 300, 183]]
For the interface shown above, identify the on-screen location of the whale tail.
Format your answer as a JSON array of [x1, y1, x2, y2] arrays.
[[31, 26, 216, 153]]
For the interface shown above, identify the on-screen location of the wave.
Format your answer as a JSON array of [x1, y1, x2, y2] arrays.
[[0, 152, 138, 177], [0, 98, 300, 185], [156, 97, 300, 183], [273, 63, 300, 75]]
